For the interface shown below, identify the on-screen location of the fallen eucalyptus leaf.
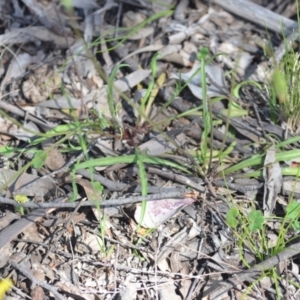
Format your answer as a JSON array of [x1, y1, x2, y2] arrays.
[[135, 197, 196, 228], [170, 61, 228, 99]]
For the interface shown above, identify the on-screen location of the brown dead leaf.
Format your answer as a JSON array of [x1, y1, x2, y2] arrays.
[[71, 0, 99, 9], [80, 231, 103, 254], [42, 212, 86, 227], [55, 280, 95, 300], [0, 168, 56, 198], [0, 211, 20, 231], [31, 286, 45, 300], [22, 0, 71, 36], [75, 178, 102, 201], [0, 117, 19, 140], [1, 51, 45, 88], [30, 258, 46, 300], [22, 224, 43, 244], [44, 147, 65, 172], [0, 243, 12, 268], [23, 64, 61, 103], [0, 26, 74, 48], [122, 11, 146, 27], [74, 178, 106, 222], [263, 145, 282, 217]]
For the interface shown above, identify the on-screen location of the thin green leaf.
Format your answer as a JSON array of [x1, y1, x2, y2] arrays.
[[276, 135, 300, 148], [224, 149, 300, 175], [91, 181, 104, 197], [223, 153, 264, 175], [140, 53, 161, 124], [233, 80, 262, 98], [286, 201, 300, 220], [32, 150, 47, 169], [107, 64, 130, 125], [72, 154, 191, 174]]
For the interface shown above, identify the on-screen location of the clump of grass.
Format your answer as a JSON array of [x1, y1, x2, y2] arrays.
[[269, 0, 300, 133], [226, 199, 300, 262], [271, 51, 300, 132], [224, 198, 300, 297]]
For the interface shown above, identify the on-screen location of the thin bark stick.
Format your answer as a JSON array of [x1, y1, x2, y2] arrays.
[[212, 0, 296, 34], [205, 241, 300, 298], [0, 191, 189, 209], [0, 197, 66, 251], [10, 260, 66, 300]]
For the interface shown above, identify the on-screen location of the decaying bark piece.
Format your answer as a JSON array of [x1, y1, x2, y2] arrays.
[[213, 0, 297, 34]]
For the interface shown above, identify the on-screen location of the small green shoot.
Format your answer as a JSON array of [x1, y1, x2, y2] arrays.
[[139, 53, 162, 125], [226, 198, 300, 275], [270, 48, 300, 131], [197, 47, 212, 169], [226, 206, 268, 265], [107, 64, 130, 130]]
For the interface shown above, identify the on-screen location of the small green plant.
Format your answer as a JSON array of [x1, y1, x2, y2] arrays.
[[226, 206, 267, 263], [107, 63, 128, 131], [269, 0, 300, 133], [139, 53, 160, 125], [225, 198, 300, 289], [271, 51, 300, 131]]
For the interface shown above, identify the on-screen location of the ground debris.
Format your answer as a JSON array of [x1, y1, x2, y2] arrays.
[[0, 0, 299, 299]]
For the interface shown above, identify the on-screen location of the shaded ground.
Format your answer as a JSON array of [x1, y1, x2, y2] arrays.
[[0, 0, 300, 299]]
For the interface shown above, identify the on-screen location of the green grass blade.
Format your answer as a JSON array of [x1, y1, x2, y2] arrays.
[[72, 154, 191, 174], [276, 135, 300, 148], [107, 63, 130, 127], [223, 149, 300, 175], [223, 153, 264, 175]]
